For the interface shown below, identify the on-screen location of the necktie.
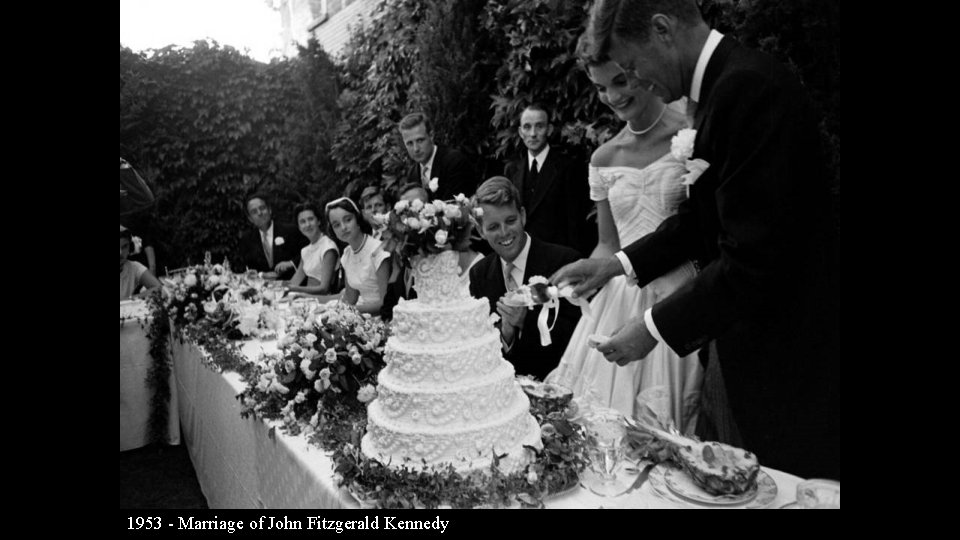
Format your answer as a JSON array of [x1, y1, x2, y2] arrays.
[[525, 159, 539, 204], [421, 164, 430, 187], [504, 261, 519, 292], [262, 232, 273, 268]]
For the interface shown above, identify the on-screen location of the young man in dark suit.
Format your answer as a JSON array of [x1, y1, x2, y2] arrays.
[[555, 0, 839, 479], [238, 194, 306, 281], [469, 177, 581, 380], [503, 103, 595, 256], [398, 112, 479, 202]]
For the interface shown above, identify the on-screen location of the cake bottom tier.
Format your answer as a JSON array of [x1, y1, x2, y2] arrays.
[[361, 407, 543, 475]]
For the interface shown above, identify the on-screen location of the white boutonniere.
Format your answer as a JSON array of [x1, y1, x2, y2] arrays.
[[671, 128, 710, 196], [274, 236, 285, 246], [428, 177, 439, 193], [434, 229, 448, 248]]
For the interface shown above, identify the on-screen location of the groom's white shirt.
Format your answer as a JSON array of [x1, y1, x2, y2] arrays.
[[615, 29, 724, 352]]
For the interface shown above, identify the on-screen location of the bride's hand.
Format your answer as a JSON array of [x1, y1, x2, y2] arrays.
[[550, 258, 622, 298]]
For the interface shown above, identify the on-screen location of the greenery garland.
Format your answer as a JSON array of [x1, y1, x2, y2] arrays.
[[144, 290, 172, 444]]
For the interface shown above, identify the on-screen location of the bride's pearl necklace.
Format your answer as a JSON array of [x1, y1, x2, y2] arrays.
[[626, 104, 668, 136]]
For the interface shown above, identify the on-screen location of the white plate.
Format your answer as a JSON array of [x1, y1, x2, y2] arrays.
[[649, 464, 778, 509]]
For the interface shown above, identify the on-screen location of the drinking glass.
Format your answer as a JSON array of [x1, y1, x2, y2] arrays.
[[581, 409, 632, 497]]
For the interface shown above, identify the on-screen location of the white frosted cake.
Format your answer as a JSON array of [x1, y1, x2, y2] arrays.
[[361, 251, 542, 474]]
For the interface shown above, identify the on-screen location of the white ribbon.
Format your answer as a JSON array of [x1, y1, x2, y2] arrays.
[[536, 298, 559, 346]]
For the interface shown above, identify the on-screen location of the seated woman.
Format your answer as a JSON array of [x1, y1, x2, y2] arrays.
[[359, 185, 389, 240], [325, 197, 391, 316], [120, 226, 161, 300], [283, 202, 340, 297]]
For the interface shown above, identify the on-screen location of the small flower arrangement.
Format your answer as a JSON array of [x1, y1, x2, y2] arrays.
[[238, 302, 388, 430], [160, 263, 236, 328], [373, 194, 476, 267], [670, 128, 710, 195]]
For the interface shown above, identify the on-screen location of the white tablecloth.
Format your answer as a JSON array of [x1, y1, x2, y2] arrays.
[[171, 336, 805, 509], [120, 300, 180, 451]]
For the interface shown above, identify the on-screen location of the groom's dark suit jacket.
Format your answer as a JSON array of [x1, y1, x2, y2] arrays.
[[238, 221, 306, 281], [504, 148, 596, 257], [623, 37, 839, 478], [469, 237, 581, 380], [404, 145, 479, 202]]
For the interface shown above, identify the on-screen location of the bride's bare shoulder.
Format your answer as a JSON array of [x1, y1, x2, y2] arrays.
[[589, 128, 629, 167]]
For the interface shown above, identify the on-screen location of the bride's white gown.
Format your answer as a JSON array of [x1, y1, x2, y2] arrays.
[[546, 155, 703, 433]]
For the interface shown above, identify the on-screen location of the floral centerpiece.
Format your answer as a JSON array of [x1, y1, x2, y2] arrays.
[[239, 302, 389, 434], [373, 194, 478, 267]]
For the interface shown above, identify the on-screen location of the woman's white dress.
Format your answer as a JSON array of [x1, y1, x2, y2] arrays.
[[300, 235, 339, 284], [546, 155, 703, 433], [340, 235, 390, 311]]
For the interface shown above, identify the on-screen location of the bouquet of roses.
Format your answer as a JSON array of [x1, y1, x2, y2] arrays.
[[159, 263, 237, 328], [373, 194, 477, 267], [238, 303, 388, 431]]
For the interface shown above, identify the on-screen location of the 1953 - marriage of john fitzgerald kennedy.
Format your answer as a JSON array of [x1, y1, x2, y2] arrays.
[[175, 514, 451, 533]]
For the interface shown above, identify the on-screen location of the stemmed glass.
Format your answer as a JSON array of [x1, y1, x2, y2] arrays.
[[581, 409, 632, 497]]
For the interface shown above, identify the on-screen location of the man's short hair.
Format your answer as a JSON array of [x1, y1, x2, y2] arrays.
[[520, 102, 551, 124], [398, 181, 427, 199], [588, 0, 703, 57], [472, 176, 523, 217], [244, 192, 271, 213], [359, 185, 383, 206], [398, 112, 433, 134]]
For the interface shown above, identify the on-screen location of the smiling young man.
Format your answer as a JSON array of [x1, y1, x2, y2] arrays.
[[468, 177, 581, 380], [503, 103, 594, 256]]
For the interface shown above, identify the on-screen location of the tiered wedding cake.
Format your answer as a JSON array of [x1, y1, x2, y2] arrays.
[[361, 251, 542, 473]]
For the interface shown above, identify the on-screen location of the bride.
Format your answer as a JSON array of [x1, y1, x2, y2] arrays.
[[546, 36, 702, 433]]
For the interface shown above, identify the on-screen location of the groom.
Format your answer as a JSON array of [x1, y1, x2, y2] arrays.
[[552, 0, 839, 479]]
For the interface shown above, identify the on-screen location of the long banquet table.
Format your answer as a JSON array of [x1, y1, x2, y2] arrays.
[[168, 331, 806, 509]]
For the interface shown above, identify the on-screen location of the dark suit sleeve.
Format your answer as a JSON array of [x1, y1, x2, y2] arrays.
[[652, 70, 823, 355], [239, 230, 264, 272]]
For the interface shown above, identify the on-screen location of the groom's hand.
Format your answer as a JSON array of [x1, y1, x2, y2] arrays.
[[597, 316, 657, 366], [550, 257, 623, 299]]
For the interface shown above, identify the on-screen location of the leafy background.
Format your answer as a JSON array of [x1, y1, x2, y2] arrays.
[[120, 0, 839, 269]]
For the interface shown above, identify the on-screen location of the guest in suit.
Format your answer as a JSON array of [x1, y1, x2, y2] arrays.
[[238, 194, 306, 281], [554, 0, 839, 479], [504, 103, 595, 256], [398, 112, 478, 202], [469, 177, 581, 380], [359, 185, 390, 240]]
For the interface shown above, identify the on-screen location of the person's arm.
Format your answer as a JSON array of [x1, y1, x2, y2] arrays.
[[287, 251, 339, 295], [144, 246, 157, 276], [589, 200, 620, 259], [285, 261, 307, 288], [135, 269, 162, 297], [352, 257, 390, 315]]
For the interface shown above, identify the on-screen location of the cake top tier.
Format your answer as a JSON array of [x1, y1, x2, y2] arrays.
[[411, 250, 471, 305]]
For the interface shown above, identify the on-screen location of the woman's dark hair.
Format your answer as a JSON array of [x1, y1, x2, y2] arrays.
[[294, 202, 323, 226], [324, 196, 373, 238]]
